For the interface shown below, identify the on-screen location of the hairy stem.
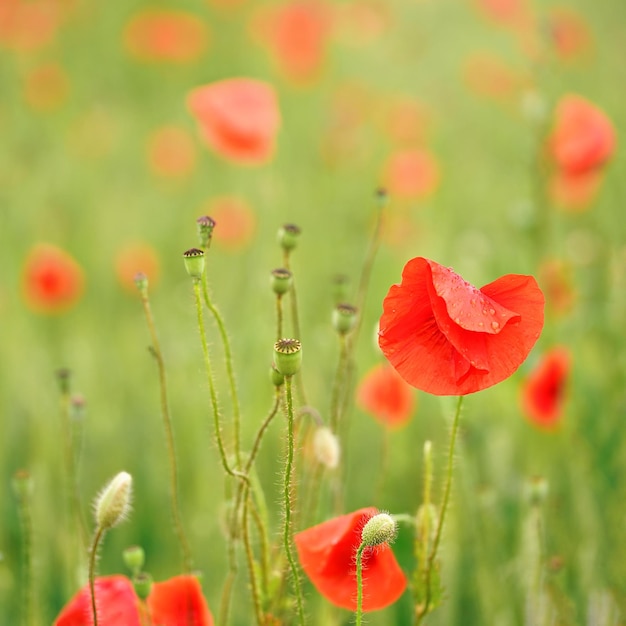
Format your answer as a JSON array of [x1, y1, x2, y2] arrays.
[[88, 526, 106, 626]]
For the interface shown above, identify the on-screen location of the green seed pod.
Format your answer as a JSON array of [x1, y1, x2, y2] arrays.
[[332, 303, 358, 335], [196, 215, 216, 249], [361, 512, 397, 547], [133, 572, 153, 601], [331, 274, 350, 305], [123, 545, 145, 575], [183, 248, 205, 280], [273, 338, 302, 376], [277, 223, 301, 252], [270, 268, 293, 295]]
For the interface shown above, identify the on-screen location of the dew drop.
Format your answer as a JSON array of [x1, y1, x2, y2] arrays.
[[478, 322, 484, 327], [455, 317, 460, 324], [489, 308, 496, 315], [482, 308, 488, 315], [491, 321, 500, 330]]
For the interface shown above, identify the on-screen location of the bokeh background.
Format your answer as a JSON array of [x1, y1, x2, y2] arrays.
[[1, 0, 626, 623]]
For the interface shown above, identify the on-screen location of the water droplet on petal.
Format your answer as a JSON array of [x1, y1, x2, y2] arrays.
[[455, 317, 460, 324], [491, 321, 500, 330], [489, 308, 496, 315]]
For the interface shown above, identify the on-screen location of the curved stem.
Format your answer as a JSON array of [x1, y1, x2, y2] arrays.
[[88, 526, 106, 626], [139, 291, 193, 573], [283, 377, 305, 626], [355, 543, 366, 626]]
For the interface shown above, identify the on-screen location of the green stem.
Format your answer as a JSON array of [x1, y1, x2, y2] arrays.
[[15, 483, 34, 626], [355, 543, 366, 626], [201, 274, 242, 469], [283, 377, 305, 626], [242, 487, 264, 626], [283, 251, 306, 406], [416, 396, 463, 625], [139, 290, 193, 573], [88, 526, 106, 626], [276, 293, 284, 341], [329, 335, 348, 433]]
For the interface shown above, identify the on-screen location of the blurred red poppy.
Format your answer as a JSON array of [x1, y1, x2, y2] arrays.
[[188, 78, 281, 164], [383, 149, 440, 200], [521, 347, 570, 429], [54, 574, 214, 626], [146, 125, 197, 179], [204, 196, 257, 251], [123, 10, 209, 63], [23, 62, 70, 110], [356, 363, 415, 428], [253, 1, 330, 84], [537, 259, 576, 316], [547, 8, 592, 61], [379, 257, 544, 395], [22, 244, 84, 314], [115, 242, 160, 292], [463, 53, 529, 103], [0, 0, 61, 52], [549, 95, 616, 176], [472, 0, 531, 30], [548, 169, 602, 212], [295, 507, 406, 611]]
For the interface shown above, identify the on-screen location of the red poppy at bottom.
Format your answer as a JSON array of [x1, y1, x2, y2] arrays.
[[295, 507, 407, 611], [521, 347, 570, 429], [54, 574, 214, 626], [379, 257, 544, 395]]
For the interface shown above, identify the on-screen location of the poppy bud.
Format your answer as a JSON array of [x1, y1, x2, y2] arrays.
[[134, 271, 149, 297], [196, 215, 216, 249], [123, 545, 145, 575], [332, 303, 358, 335], [312, 426, 340, 469], [270, 364, 285, 387], [273, 338, 302, 376], [361, 512, 397, 548], [94, 471, 133, 530], [375, 187, 389, 208], [277, 223, 301, 252], [183, 248, 205, 279], [270, 268, 293, 295], [133, 572, 153, 601]]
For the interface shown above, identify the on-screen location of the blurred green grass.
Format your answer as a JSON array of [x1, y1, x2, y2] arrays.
[[2, 0, 626, 623]]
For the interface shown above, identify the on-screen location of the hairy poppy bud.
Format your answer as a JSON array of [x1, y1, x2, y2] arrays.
[[196, 215, 216, 249], [274, 338, 302, 376], [95, 471, 133, 530], [313, 426, 340, 469], [361, 512, 397, 547], [270, 364, 285, 387]]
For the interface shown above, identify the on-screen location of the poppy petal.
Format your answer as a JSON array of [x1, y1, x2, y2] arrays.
[[148, 575, 214, 626]]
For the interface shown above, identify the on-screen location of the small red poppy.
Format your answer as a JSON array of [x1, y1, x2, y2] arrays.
[[123, 10, 209, 63], [0, 0, 61, 52], [547, 8, 592, 61], [187, 78, 281, 164], [383, 148, 440, 200], [549, 95, 616, 176], [356, 363, 415, 428], [22, 244, 84, 314], [379, 257, 544, 396], [295, 507, 406, 611], [54, 574, 214, 626], [23, 62, 70, 111], [521, 347, 570, 429]]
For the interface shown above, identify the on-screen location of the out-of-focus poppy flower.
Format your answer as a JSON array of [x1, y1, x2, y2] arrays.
[[548, 95, 616, 176], [115, 242, 160, 292], [123, 10, 209, 63], [472, 0, 531, 30], [22, 244, 84, 314], [204, 196, 256, 251], [253, 1, 330, 84], [188, 78, 281, 165], [384, 97, 433, 146], [23, 62, 69, 110], [547, 8, 592, 61], [383, 149, 440, 200], [379, 257, 544, 396], [356, 363, 415, 428], [538, 259, 576, 316], [295, 507, 406, 611], [463, 53, 529, 103], [146, 125, 196, 179], [54, 575, 141, 626], [548, 169, 603, 212], [521, 347, 570, 429], [54, 574, 214, 626], [333, 0, 390, 47], [0, 0, 61, 52]]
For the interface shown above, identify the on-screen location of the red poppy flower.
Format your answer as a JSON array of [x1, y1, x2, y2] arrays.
[[356, 363, 415, 428], [146, 125, 197, 179], [54, 574, 214, 626], [521, 347, 570, 429], [383, 148, 440, 200], [537, 259, 576, 316], [549, 95, 616, 176], [187, 78, 281, 164], [547, 8, 592, 61], [295, 507, 406, 611], [23, 62, 70, 111], [548, 168, 602, 212], [123, 10, 209, 63], [253, 1, 330, 84], [22, 244, 84, 314], [379, 257, 544, 396], [0, 0, 61, 52]]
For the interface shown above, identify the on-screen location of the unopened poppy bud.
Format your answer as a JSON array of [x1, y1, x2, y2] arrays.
[[313, 426, 340, 469], [123, 545, 145, 575], [270, 268, 292, 295], [183, 248, 205, 279], [196, 215, 216, 249], [332, 303, 358, 335], [94, 471, 132, 530], [524, 475, 549, 506], [277, 223, 301, 251], [12, 469, 33, 500], [134, 272, 148, 297], [270, 364, 285, 387], [361, 512, 397, 547], [133, 572, 153, 601], [273, 338, 302, 376]]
